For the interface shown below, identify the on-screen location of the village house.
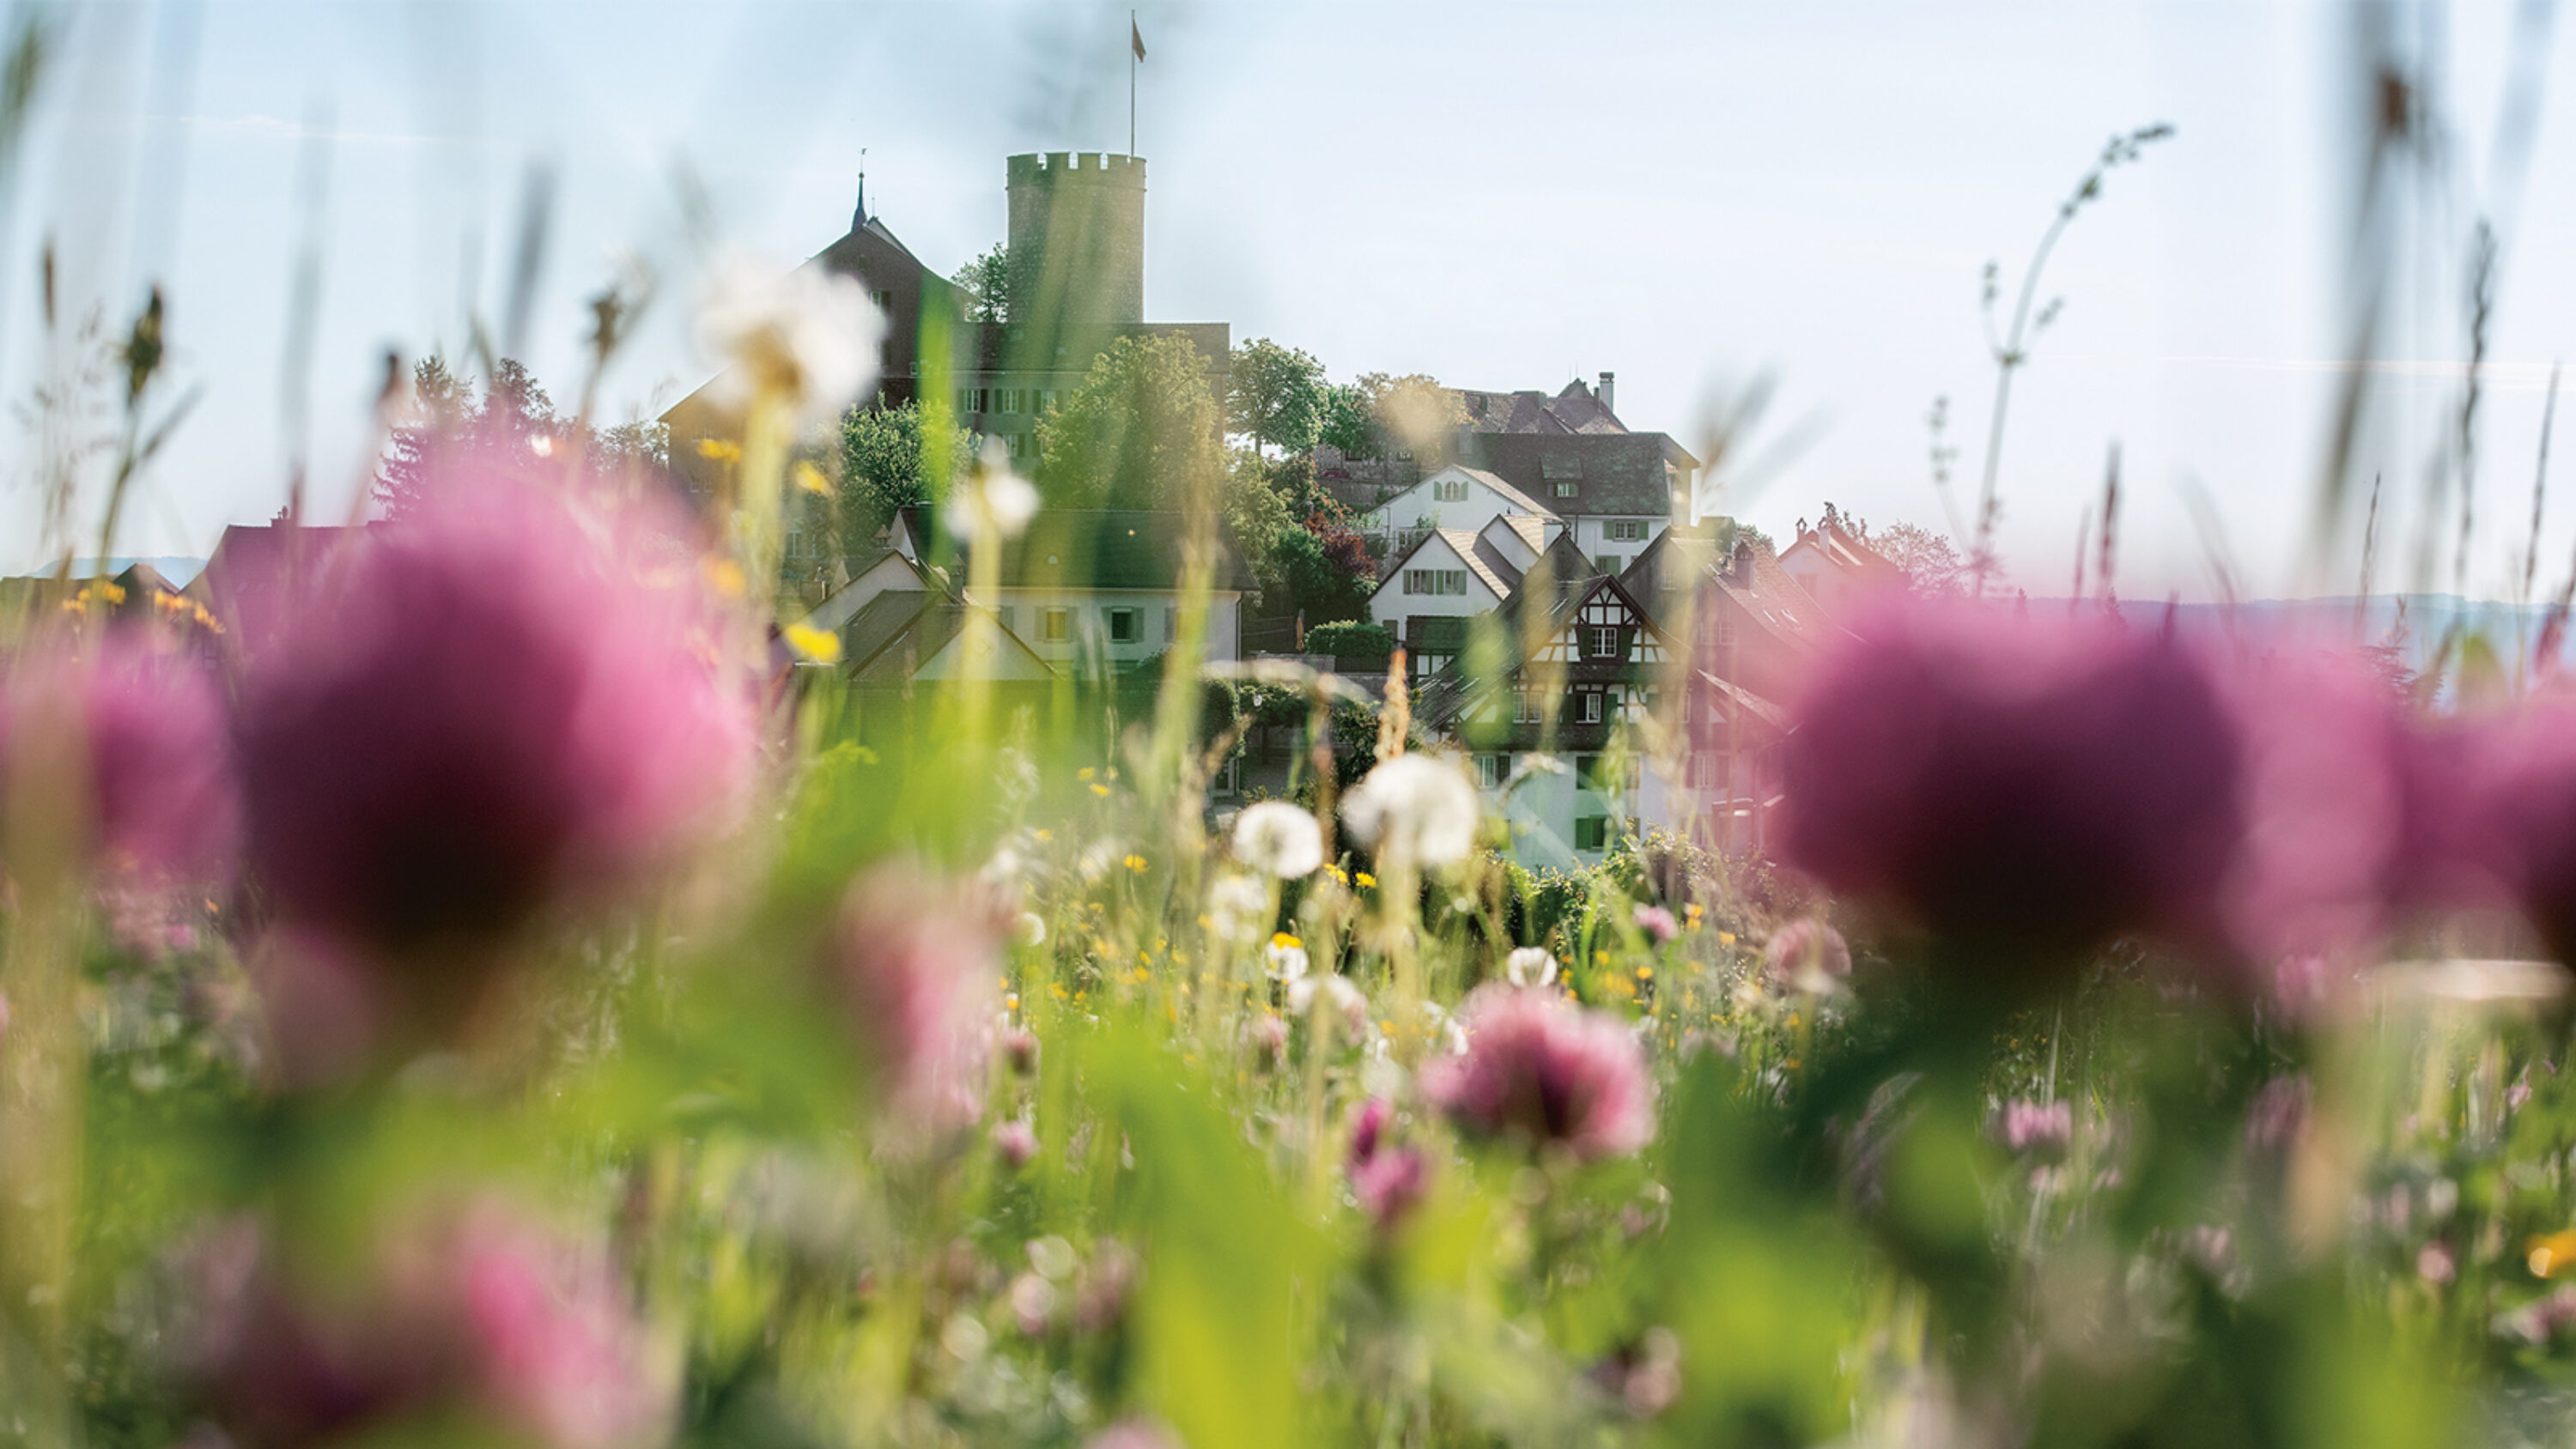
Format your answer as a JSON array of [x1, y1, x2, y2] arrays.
[[882, 506, 1249, 675], [1776, 503, 1908, 614]]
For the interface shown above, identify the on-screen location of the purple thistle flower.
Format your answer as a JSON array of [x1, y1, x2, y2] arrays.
[[1996, 1098, 2073, 1163], [184, 1202, 671, 1449], [1345, 1098, 1429, 1229], [825, 860, 1006, 1131], [993, 1119, 1038, 1170], [1761, 918, 1852, 991], [234, 485, 752, 975], [1631, 904, 1678, 945], [1422, 985, 1653, 1161], [232, 486, 751, 1030], [2452, 693, 2576, 964], [1780, 602, 2244, 979], [2, 633, 236, 882]]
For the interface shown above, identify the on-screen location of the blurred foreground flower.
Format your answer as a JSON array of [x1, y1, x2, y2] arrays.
[[826, 860, 1006, 1131], [1996, 1098, 2072, 1162], [1424, 985, 1652, 1161], [1342, 754, 1479, 870], [1631, 904, 1677, 944], [1, 633, 235, 882], [1231, 799, 1325, 878], [696, 253, 884, 433], [943, 444, 1042, 540], [236, 488, 750, 976], [1504, 947, 1558, 988], [1762, 919, 1851, 992], [182, 1200, 673, 1449], [1346, 1097, 1429, 1229], [1780, 602, 2243, 984], [2460, 694, 2576, 966]]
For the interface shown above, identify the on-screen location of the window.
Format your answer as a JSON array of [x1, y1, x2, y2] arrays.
[[956, 387, 990, 414], [1575, 815, 1611, 852], [1512, 689, 1540, 724], [1594, 554, 1621, 575], [996, 389, 1027, 415], [1403, 568, 1468, 597], [1690, 751, 1730, 791], [1476, 754, 1504, 789], [1412, 652, 1453, 682], [1040, 389, 1060, 413], [1108, 608, 1139, 642], [1006, 432, 1031, 459], [1716, 616, 1737, 647], [1042, 609, 1070, 642], [1433, 477, 1468, 502], [1575, 754, 1602, 787], [871, 289, 892, 312], [1577, 691, 1603, 724], [1555, 481, 1581, 499], [1589, 625, 1622, 658], [1212, 757, 1242, 796], [1607, 518, 1649, 543]]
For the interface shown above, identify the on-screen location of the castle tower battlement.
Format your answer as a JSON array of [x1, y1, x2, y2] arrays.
[[1005, 151, 1146, 335]]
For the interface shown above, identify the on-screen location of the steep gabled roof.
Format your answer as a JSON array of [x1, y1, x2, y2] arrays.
[[841, 591, 1054, 682], [1456, 379, 1627, 436], [1372, 525, 1510, 603]]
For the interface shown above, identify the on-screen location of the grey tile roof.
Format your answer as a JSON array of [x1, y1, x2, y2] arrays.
[[1467, 432, 1698, 517]]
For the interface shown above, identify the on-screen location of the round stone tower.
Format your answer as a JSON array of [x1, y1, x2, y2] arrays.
[[1005, 152, 1145, 334]]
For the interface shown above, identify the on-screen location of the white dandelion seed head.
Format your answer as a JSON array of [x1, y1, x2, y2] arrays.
[[1341, 754, 1480, 869], [1506, 947, 1558, 988], [945, 442, 1042, 540], [1264, 941, 1311, 982], [1231, 800, 1325, 878], [697, 252, 885, 433]]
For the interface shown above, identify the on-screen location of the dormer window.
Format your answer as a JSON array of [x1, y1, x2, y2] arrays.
[[1433, 478, 1467, 502], [1589, 626, 1622, 658]]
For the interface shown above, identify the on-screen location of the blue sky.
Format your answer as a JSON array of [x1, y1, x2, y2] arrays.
[[5, 1, 2573, 603]]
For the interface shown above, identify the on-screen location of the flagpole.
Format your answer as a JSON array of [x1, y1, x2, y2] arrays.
[[1128, 9, 1137, 157]]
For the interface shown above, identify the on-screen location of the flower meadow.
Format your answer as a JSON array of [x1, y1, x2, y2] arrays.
[[3, 59, 2574, 1449], [19, 452, 2576, 1449]]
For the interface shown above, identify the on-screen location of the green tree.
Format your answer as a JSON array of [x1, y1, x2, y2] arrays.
[[1363, 371, 1468, 466], [1317, 381, 1374, 457], [1312, 372, 1467, 465], [837, 400, 972, 541], [1222, 446, 1295, 597], [374, 356, 568, 520], [1226, 338, 1325, 458], [1035, 333, 1224, 512], [951, 245, 1008, 324]]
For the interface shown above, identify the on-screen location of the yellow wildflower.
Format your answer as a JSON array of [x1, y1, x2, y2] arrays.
[[1355, 872, 1377, 889], [1272, 932, 1302, 951], [782, 623, 841, 663], [792, 459, 830, 494], [1123, 853, 1147, 873], [1090, 783, 1112, 798], [2532, 1231, 2576, 1278], [702, 557, 747, 597], [696, 437, 743, 463]]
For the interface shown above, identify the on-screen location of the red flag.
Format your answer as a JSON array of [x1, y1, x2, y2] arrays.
[[1132, 17, 1146, 62]]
